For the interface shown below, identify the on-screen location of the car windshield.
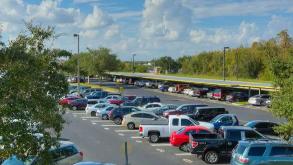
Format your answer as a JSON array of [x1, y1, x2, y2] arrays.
[[210, 115, 223, 123]]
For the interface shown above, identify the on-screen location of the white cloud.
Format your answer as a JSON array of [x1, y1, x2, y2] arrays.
[[82, 6, 113, 29], [266, 15, 293, 36], [183, 0, 293, 18], [27, 0, 80, 24], [141, 0, 192, 41], [105, 25, 120, 38], [111, 11, 142, 19], [190, 30, 206, 44]]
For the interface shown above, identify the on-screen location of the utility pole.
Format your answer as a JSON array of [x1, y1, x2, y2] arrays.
[[236, 49, 239, 80], [132, 54, 136, 73], [73, 34, 80, 95], [223, 46, 229, 81]]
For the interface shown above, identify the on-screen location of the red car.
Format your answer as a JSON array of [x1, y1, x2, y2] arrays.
[[169, 125, 211, 152], [59, 96, 80, 106]]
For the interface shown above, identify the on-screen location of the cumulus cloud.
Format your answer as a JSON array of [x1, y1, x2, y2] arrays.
[[82, 6, 113, 29], [190, 30, 206, 44], [141, 0, 192, 41], [105, 25, 120, 38], [27, 0, 80, 24], [266, 15, 293, 36]]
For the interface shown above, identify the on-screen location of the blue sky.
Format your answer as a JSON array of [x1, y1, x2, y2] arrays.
[[1, 0, 293, 60]]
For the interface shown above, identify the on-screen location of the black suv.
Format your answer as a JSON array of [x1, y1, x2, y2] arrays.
[[123, 96, 160, 107], [108, 106, 141, 125], [187, 107, 229, 122]]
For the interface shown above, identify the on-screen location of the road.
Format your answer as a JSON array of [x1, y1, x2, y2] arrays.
[[61, 83, 279, 165]]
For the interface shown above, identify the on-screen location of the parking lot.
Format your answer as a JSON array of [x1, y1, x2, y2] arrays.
[[61, 83, 280, 165]]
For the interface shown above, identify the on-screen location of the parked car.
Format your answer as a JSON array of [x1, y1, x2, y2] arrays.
[[189, 88, 209, 97], [163, 104, 208, 118], [189, 126, 266, 164], [170, 125, 212, 152], [68, 98, 88, 110], [248, 94, 270, 106], [226, 92, 249, 102], [96, 105, 117, 120], [183, 88, 193, 95], [212, 88, 232, 100], [139, 115, 214, 143], [80, 88, 102, 97], [59, 96, 80, 106], [26, 140, 83, 165], [152, 104, 178, 116], [244, 120, 280, 136], [266, 99, 271, 108], [187, 107, 229, 122], [108, 106, 141, 125], [140, 102, 164, 111], [158, 83, 172, 92], [168, 86, 176, 93], [207, 89, 215, 99], [145, 81, 157, 88], [85, 103, 111, 116], [210, 114, 239, 130], [122, 111, 163, 129], [175, 84, 190, 93], [123, 96, 160, 107], [231, 140, 293, 165], [85, 91, 108, 101], [134, 80, 148, 87]]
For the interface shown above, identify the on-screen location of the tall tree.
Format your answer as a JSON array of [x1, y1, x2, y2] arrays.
[[0, 23, 67, 163]]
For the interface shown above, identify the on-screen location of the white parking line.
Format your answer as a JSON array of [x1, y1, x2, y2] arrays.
[[82, 119, 87, 121], [104, 128, 109, 130], [182, 159, 193, 164], [101, 124, 123, 127], [135, 140, 142, 143], [81, 116, 98, 119], [92, 123, 96, 125], [156, 148, 165, 153], [174, 153, 192, 156], [118, 133, 125, 136], [72, 112, 86, 115], [115, 130, 138, 133], [150, 143, 171, 147], [73, 115, 77, 117], [90, 120, 110, 122], [131, 136, 142, 139]]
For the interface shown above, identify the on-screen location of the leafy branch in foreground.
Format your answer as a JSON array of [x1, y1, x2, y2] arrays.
[[0, 23, 68, 164]]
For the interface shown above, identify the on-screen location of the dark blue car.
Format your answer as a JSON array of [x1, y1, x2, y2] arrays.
[[210, 114, 239, 130], [85, 91, 108, 100]]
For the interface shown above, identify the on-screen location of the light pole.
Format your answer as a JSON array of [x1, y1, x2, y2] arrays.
[[73, 33, 80, 95], [235, 49, 239, 80], [132, 54, 136, 73], [223, 46, 229, 81]]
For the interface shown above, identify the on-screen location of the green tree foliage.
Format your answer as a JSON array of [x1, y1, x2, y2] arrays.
[[63, 47, 120, 77], [0, 23, 68, 163], [153, 56, 179, 73], [267, 30, 293, 140]]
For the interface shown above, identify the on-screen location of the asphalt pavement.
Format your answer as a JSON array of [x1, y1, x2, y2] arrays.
[[61, 83, 280, 165]]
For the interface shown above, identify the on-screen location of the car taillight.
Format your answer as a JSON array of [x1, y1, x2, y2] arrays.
[[79, 151, 83, 158], [191, 141, 198, 148], [238, 156, 249, 164], [139, 126, 143, 133]]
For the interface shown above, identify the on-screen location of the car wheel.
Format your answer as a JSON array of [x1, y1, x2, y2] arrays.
[[149, 133, 159, 143], [90, 111, 96, 117], [102, 115, 108, 120], [114, 117, 122, 125], [179, 143, 191, 152], [127, 123, 135, 130], [72, 106, 77, 111], [204, 150, 219, 164]]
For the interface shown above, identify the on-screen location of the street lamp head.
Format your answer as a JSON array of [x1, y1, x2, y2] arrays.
[[224, 46, 230, 49], [73, 33, 79, 37]]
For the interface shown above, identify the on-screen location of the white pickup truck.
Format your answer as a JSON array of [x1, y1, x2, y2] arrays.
[[139, 115, 214, 143]]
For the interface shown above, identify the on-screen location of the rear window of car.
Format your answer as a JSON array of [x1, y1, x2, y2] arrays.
[[235, 144, 248, 154], [248, 146, 266, 156], [226, 130, 241, 141]]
